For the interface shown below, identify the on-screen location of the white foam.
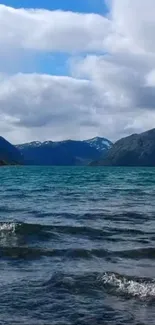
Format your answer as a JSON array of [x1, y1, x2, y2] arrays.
[[0, 223, 16, 233], [101, 273, 155, 298]]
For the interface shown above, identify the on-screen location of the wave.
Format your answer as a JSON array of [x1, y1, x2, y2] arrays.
[[101, 272, 155, 299], [0, 221, 124, 241], [119, 247, 155, 259], [0, 222, 57, 244], [37, 271, 155, 301], [0, 222, 154, 261], [28, 211, 152, 223], [0, 222, 48, 235], [0, 221, 62, 235], [2, 244, 154, 261], [1, 243, 155, 262], [0, 246, 112, 260], [1, 221, 148, 248]]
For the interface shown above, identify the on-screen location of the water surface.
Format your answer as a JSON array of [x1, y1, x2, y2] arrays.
[[0, 166, 155, 324]]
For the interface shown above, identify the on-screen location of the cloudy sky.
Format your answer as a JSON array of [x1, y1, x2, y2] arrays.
[[0, 0, 155, 144]]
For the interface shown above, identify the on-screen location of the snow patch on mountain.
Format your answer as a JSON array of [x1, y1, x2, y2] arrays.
[[84, 137, 113, 152], [17, 137, 113, 152]]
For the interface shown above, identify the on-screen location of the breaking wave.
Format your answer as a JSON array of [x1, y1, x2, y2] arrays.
[[101, 272, 155, 299]]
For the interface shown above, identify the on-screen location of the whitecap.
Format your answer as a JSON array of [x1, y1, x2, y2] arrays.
[[101, 272, 155, 299], [0, 222, 16, 233]]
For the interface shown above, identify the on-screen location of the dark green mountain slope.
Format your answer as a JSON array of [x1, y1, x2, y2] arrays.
[[0, 137, 23, 165], [90, 128, 155, 166]]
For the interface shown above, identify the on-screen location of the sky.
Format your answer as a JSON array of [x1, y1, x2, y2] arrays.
[[0, 0, 155, 144]]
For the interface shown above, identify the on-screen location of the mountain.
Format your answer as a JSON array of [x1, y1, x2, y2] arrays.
[[90, 128, 155, 167], [0, 137, 23, 165], [16, 137, 112, 166]]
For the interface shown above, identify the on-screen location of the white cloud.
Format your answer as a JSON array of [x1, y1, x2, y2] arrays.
[[1, 2, 155, 143], [0, 5, 111, 53], [0, 2, 155, 55], [1, 70, 155, 144], [70, 52, 155, 111], [0, 73, 105, 143], [111, 0, 155, 53]]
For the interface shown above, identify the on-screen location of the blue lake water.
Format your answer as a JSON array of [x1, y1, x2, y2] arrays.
[[0, 166, 155, 324]]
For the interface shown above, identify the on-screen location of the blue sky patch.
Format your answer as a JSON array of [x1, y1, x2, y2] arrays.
[[1, 0, 108, 14]]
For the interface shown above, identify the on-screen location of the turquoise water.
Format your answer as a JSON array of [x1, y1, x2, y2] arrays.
[[0, 166, 155, 324]]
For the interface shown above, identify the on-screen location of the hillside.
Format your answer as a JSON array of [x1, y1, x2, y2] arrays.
[[0, 137, 23, 166], [90, 128, 155, 167]]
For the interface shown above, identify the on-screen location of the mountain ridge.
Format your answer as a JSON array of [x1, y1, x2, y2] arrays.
[[16, 137, 112, 150], [3, 129, 155, 167], [16, 137, 112, 166]]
